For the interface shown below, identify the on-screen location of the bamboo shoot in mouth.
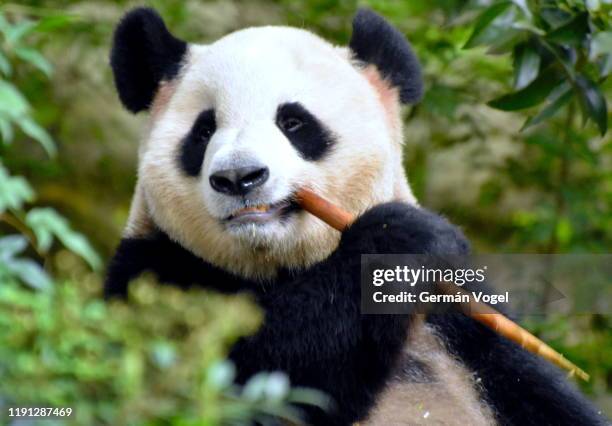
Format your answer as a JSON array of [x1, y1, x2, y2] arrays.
[[295, 187, 589, 382]]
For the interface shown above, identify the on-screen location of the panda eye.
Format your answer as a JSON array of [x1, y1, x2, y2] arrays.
[[279, 116, 304, 133], [194, 110, 216, 142], [200, 125, 214, 141]]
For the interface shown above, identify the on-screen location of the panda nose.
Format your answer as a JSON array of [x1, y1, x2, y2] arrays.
[[209, 166, 270, 196]]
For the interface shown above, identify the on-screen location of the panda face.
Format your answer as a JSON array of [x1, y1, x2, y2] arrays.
[[113, 9, 422, 279], [174, 31, 346, 234]]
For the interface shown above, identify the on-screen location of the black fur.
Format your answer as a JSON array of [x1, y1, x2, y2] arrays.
[[276, 103, 336, 161], [179, 109, 216, 176], [105, 203, 465, 424], [428, 313, 607, 425], [110, 7, 187, 113], [349, 9, 423, 104], [105, 203, 606, 425], [104, 230, 247, 299]]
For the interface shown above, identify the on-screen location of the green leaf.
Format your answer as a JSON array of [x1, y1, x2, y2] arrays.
[[539, 40, 576, 81], [16, 117, 56, 157], [522, 86, 573, 130], [464, 2, 512, 49], [0, 236, 52, 291], [264, 372, 290, 401], [586, 0, 601, 12], [4, 21, 36, 45], [546, 13, 589, 46], [25, 208, 102, 270], [14, 47, 53, 77], [0, 13, 10, 37], [150, 342, 177, 369], [25, 211, 53, 253], [575, 76, 608, 136], [540, 7, 572, 28], [288, 387, 331, 411], [0, 235, 28, 259], [590, 32, 612, 59], [4, 257, 52, 291], [485, 28, 524, 55], [58, 231, 101, 271], [488, 68, 561, 111], [599, 54, 612, 78], [0, 163, 35, 213], [0, 116, 13, 143], [511, 21, 544, 36], [0, 80, 30, 118], [243, 373, 269, 401], [514, 44, 541, 89], [511, 0, 532, 19], [206, 360, 236, 389], [0, 51, 11, 76]]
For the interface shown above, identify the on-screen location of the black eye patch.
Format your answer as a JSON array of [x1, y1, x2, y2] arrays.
[[276, 102, 335, 161], [178, 109, 216, 176]]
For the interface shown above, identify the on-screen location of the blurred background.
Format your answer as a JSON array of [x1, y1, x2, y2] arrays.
[[0, 0, 610, 424]]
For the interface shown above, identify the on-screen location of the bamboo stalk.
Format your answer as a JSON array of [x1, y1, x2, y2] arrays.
[[295, 188, 589, 382], [296, 188, 354, 232]]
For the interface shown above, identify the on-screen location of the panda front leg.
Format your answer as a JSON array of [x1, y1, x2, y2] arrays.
[[228, 202, 469, 425], [427, 312, 607, 425], [104, 236, 163, 298], [104, 231, 247, 298]]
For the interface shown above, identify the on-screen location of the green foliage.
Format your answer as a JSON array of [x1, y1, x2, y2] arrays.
[[25, 207, 101, 270], [0, 234, 51, 290], [463, 1, 513, 49], [454, 0, 611, 257], [0, 8, 98, 277], [0, 162, 34, 212], [464, 0, 610, 135], [0, 269, 328, 425], [0, 10, 55, 156]]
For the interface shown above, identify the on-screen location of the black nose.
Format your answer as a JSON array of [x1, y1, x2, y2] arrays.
[[209, 166, 270, 196]]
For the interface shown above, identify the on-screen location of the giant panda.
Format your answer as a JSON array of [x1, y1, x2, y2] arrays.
[[104, 7, 607, 426]]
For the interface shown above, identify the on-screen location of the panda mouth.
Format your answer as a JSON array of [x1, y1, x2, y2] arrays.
[[225, 197, 300, 225]]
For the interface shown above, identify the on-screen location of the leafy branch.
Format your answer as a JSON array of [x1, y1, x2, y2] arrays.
[[465, 0, 610, 135], [0, 11, 100, 287]]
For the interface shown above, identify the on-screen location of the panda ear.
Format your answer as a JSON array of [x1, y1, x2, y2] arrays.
[[349, 9, 423, 104], [110, 7, 187, 113]]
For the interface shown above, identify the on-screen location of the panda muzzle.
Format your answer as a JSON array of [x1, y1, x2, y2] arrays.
[[226, 198, 298, 224]]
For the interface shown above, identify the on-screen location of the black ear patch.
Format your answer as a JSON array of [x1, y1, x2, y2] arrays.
[[110, 7, 187, 113], [349, 9, 423, 104]]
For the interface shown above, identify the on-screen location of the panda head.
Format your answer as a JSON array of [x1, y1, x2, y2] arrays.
[[111, 7, 423, 280]]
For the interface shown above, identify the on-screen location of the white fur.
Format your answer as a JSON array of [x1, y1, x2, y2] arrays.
[[130, 25, 413, 279], [362, 322, 496, 426]]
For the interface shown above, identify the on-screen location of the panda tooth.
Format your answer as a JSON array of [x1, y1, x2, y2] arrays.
[[238, 204, 270, 215]]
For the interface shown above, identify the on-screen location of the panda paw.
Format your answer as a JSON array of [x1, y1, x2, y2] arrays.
[[339, 202, 469, 256]]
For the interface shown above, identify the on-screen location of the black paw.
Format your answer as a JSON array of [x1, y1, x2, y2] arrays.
[[339, 202, 469, 256]]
